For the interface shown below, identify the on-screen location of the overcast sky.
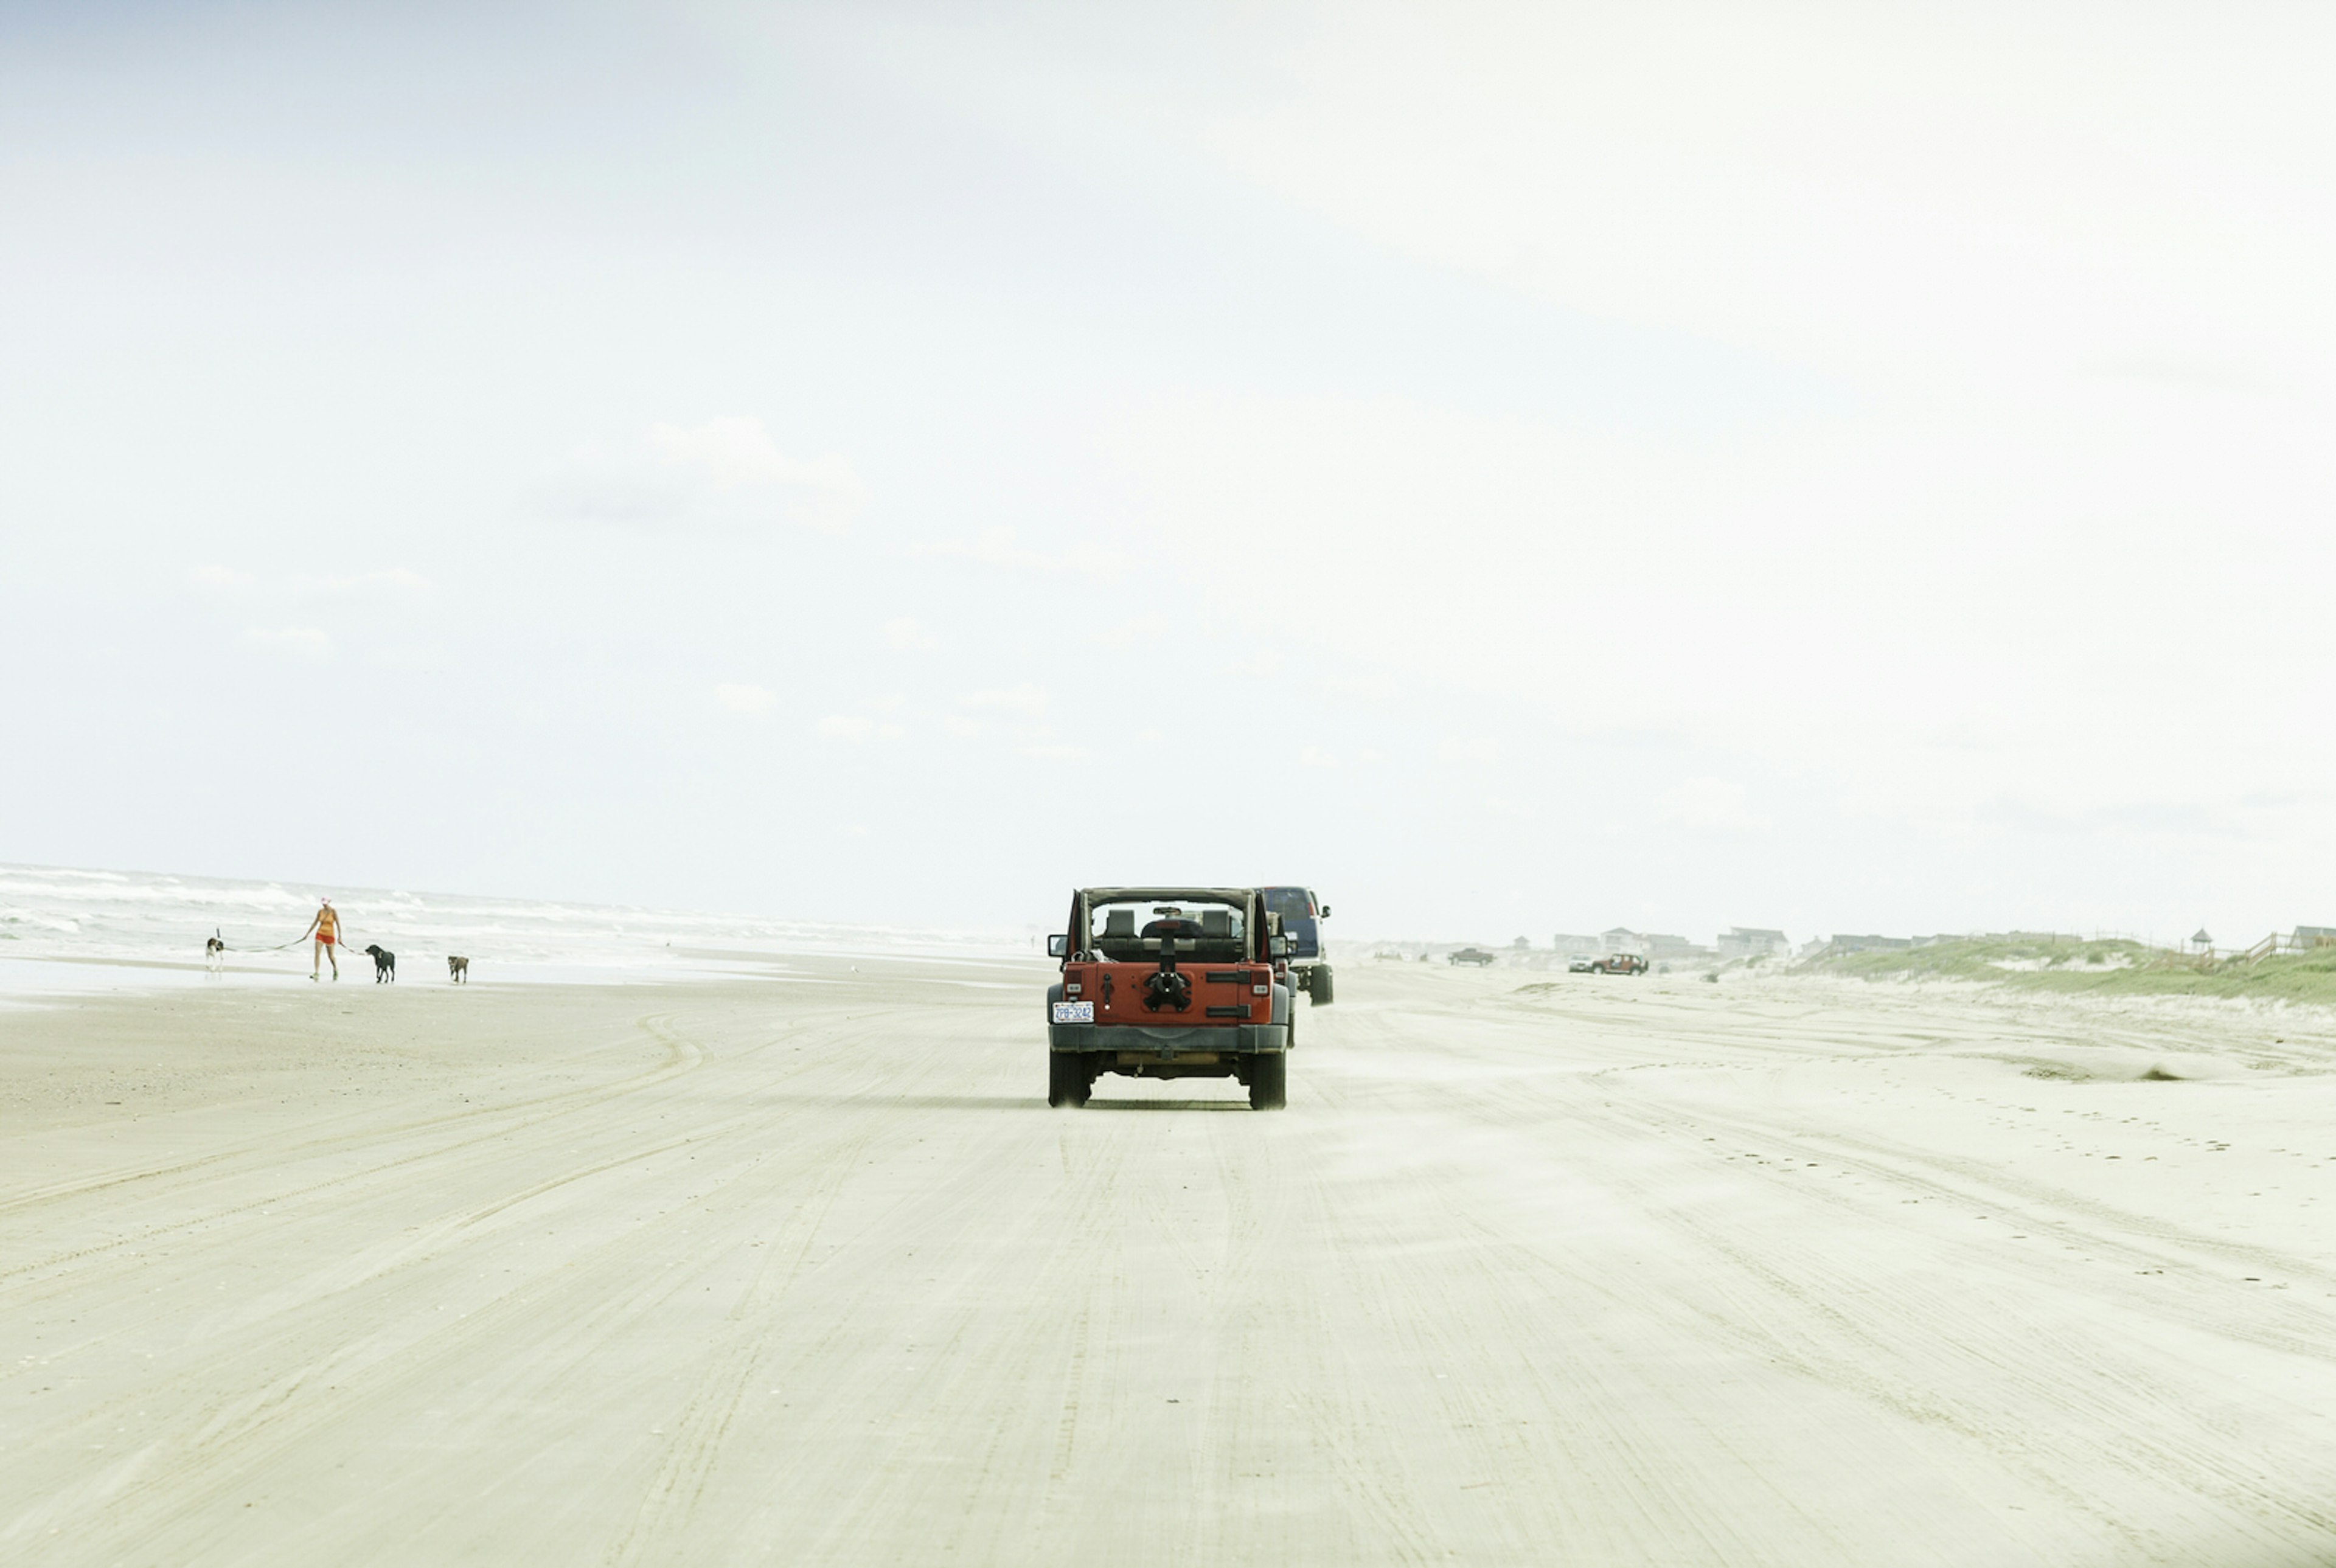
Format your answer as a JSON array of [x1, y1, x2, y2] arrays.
[[3, 1, 2331, 944]]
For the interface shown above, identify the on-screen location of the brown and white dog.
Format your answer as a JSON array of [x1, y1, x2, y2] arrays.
[[447, 956, 470, 983], [205, 931, 225, 971]]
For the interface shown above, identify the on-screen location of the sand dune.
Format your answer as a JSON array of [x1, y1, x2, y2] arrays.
[[5, 960, 2335, 1564]]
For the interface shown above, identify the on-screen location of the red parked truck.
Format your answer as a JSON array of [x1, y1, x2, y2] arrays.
[[1045, 887, 1295, 1111]]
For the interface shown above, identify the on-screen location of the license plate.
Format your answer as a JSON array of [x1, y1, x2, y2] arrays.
[[1051, 1001, 1094, 1024]]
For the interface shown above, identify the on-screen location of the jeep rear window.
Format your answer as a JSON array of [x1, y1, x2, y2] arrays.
[[1086, 900, 1247, 960]]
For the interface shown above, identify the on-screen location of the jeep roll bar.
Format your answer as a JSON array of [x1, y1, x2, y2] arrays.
[[1049, 887, 1278, 965]]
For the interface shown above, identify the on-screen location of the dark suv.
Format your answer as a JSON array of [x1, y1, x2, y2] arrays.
[[1257, 886, 1335, 1005]]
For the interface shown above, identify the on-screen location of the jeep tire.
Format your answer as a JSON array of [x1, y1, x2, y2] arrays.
[[1309, 965, 1335, 1005], [1048, 1053, 1091, 1108], [1248, 1052, 1287, 1111]]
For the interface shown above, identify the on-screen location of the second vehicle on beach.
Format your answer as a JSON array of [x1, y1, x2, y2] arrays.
[[1257, 885, 1336, 1005]]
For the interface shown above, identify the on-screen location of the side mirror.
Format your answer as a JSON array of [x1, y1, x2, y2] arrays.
[[1046, 934, 1067, 959], [1269, 935, 1291, 957], [1320, 904, 1331, 918]]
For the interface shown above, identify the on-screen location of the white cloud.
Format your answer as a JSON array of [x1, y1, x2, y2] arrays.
[[1439, 737, 1501, 765], [1299, 745, 1340, 769], [238, 626, 333, 661], [1022, 743, 1089, 761], [190, 564, 253, 590], [962, 683, 1049, 717], [715, 683, 777, 714], [648, 418, 866, 532], [546, 417, 866, 533], [882, 617, 934, 650]]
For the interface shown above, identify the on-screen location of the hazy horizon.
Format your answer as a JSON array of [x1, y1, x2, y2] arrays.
[[5, 2, 2330, 945]]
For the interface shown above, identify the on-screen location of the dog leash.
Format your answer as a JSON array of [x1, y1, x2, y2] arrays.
[[231, 924, 356, 953], [223, 925, 435, 961]]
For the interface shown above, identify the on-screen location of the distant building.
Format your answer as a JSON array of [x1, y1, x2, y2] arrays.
[[1644, 933, 1714, 960], [1551, 933, 1599, 954], [1601, 927, 1646, 954], [1717, 927, 1788, 959], [2298, 926, 2336, 948]]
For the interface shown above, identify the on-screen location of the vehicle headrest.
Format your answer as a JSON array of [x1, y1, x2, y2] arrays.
[[1200, 908, 1231, 937], [1102, 909, 1136, 938]]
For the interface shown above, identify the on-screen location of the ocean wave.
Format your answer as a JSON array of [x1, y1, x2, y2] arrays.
[[0, 861, 1030, 981]]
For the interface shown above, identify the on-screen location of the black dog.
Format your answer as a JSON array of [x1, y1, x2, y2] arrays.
[[364, 944, 396, 982]]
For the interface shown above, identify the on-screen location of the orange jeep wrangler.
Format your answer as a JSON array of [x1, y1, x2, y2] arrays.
[[1045, 887, 1295, 1111]]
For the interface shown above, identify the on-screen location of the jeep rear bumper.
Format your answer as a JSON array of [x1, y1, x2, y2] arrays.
[[1049, 1022, 1287, 1055]]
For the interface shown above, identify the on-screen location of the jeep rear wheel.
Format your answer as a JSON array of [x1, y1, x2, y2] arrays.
[[1248, 1053, 1287, 1111], [1048, 1053, 1090, 1108]]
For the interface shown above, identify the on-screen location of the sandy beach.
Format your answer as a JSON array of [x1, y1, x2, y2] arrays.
[[7, 959, 2336, 1565]]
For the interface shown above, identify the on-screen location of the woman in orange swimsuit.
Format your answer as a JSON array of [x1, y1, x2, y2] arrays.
[[301, 899, 341, 980]]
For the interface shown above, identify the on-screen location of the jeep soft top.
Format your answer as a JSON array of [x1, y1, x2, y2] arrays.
[[1044, 887, 1293, 1111]]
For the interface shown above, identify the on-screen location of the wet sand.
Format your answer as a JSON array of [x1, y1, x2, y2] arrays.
[[6, 959, 2336, 1564]]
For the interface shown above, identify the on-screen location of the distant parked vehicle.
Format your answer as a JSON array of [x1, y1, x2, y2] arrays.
[[1590, 952, 1649, 976], [1448, 947, 1498, 966], [1567, 955, 1597, 973]]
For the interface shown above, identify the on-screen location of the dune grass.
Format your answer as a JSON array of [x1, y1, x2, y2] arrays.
[[1805, 935, 2336, 1003]]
